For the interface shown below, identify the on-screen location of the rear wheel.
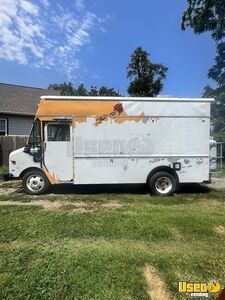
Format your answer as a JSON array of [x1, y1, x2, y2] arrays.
[[148, 171, 177, 196], [22, 170, 50, 195]]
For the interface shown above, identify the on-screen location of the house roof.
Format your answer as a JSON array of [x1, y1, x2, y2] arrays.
[[0, 83, 60, 116]]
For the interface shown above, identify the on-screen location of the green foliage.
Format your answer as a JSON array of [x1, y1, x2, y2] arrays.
[[182, 0, 225, 88], [0, 166, 8, 181], [48, 82, 121, 96], [74, 83, 88, 96], [98, 86, 121, 96], [208, 42, 225, 86], [127, 47, 168, 97], [182, 0, 225, 142], [204, 85, 225, 136], [48, 82, 74, 96], [182, 0, 225, 41]]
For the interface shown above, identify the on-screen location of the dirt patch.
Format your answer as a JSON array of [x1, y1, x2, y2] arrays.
[[0, 181, 22, 195], [101, 202, 122, 210], [0, 200, 87, 210], [0, 200, 60, 209], [170, 228, 183, 241], [213, 225, 225, 234], [0, 200, 123, 212], [144, 265, 173, 300], [0, 240, 22, 250], [72, 208, 95, 213], [207, 178, 225, 190], [72, 201, 89, 208]]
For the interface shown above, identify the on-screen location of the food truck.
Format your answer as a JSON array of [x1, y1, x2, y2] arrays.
[[8, 96, 217, 195]]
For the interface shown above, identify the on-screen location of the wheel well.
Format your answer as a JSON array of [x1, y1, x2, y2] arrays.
[[146, 166, 179, 184], [19, 167, 43, 179]]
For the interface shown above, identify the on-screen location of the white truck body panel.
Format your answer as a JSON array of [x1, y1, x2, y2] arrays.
[[44, 124, 73, 181], [72, 100, 211, 184], [9, 97, 214, 186]]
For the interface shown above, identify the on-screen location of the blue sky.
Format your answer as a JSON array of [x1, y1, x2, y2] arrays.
[[0, 0, 216, 96]]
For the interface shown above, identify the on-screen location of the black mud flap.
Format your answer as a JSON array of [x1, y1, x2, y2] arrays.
[[3, 173, 14, 181]]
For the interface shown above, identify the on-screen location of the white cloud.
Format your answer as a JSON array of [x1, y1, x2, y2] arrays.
[[40, 0, 49, 8], [75, 0, 85, 11], [0, 0, 106, 80], [19, 0, 39, 15]]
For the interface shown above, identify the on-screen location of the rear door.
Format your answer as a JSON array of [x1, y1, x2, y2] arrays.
[[44, 122, 73, 182]]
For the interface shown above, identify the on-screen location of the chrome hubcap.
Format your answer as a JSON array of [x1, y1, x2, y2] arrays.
[[27, 175, 44, 192], [155, 177, 172, 194]]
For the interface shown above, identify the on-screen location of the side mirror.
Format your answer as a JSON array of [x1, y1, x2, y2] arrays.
[[30, 147, 39, 154]]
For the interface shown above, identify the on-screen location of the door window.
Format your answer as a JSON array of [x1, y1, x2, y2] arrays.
[[28, 119, 41, 146], [47, 124, 70, 141]]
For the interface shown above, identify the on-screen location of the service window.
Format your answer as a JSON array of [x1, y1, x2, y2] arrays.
[[0, 119, 7, 136], [47, 124, 70, 141]]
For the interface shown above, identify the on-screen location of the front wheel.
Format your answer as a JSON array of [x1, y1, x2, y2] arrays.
[[22, 170, 50, 195], [148, 171, 177, 196]]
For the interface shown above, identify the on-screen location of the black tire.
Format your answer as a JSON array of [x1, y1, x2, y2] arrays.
[[148, 171, 177, 196], [22, 170, 50, 195]]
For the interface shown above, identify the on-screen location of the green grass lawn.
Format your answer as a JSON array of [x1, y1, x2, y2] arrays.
[[0, 187, 225, 299], [0, 166, 8, 180]]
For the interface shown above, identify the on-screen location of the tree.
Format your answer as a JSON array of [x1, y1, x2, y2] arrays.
[[74, 84, 88, 96], [208, 43, 225, 86], [182, 0, 225, 87], [48, 83, 121, 96], [48, 82, 74, 96], [89, 86, 99, 96], [204, 85, 225, 140], [182, 0, 225, 143], [127, 47, 168, 97], [182, 0, 225, 41], [98, 86, 120, 96]]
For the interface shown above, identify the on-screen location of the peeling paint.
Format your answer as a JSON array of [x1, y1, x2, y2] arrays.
[[94, 105, 145, 127], [42, 165, 59, 185], [142, 117, 150, 124], [37, 100, 145, 126], [184, 159, 190, 164], [196, 159, 204, 165], [151, 117, 159, 123], [153, 159, 161, 163]]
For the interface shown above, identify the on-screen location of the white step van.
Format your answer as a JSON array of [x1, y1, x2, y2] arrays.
[[8, 96, 217, 195]]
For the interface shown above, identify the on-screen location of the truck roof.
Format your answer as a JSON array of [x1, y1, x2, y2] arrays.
[[40, 96, 214, 102]]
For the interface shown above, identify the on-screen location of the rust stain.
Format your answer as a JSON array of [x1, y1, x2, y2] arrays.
[[94, 103, 144, 127], [114, 103, 124, 114]]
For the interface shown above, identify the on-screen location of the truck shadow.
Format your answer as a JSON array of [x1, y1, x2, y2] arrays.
[[50, 183, 212, 195]]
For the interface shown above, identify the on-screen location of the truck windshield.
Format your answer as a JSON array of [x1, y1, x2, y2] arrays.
[[28, 119, 41, 146]]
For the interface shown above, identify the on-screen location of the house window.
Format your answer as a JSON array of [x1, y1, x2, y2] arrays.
[[0, 119, 7, 136]]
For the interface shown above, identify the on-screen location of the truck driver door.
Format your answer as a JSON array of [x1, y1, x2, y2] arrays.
[[44, 122, 73, 182]]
